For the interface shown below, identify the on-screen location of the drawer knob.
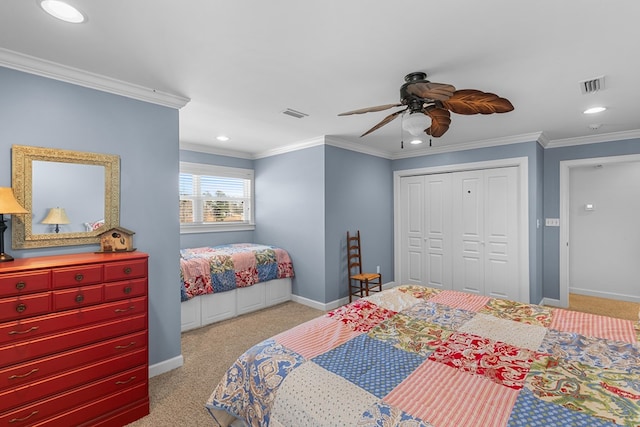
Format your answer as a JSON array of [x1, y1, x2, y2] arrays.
[[15, 281, 26, 291], [124, 267, 132, 275], [124, 286, 132, 294], [75, 274, 84, 282], [15, 303, 27, 313], [75, 294, 85, 303]]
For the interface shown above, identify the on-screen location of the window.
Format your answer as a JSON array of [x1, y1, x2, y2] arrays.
[[179, 162, 254, 233]]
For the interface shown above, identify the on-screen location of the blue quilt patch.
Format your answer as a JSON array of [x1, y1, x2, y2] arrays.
[[312, 334, 424, 398], [507, 389, 616, 427], [211, 269, 237, 293]]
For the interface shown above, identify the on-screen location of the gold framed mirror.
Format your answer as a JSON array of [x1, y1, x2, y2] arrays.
[[11, 145, 120, 249]]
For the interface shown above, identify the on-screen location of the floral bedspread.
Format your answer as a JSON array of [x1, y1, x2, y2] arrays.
[[206, 285, 640, 427], [180, 243, 294, 301]]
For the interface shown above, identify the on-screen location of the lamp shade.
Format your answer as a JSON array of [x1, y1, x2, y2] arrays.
[[0, 188, 28, 214], [42, 207, 71, 225], [402, 112, 431, 136]]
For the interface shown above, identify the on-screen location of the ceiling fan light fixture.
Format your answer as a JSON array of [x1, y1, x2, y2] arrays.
[[39, 0, 86, 23], [402, 112, 431, 136], [583, 106, 606, 114]]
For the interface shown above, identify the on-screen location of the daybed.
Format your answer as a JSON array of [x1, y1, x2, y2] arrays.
[[206, 285, 640, 426], [180, 243, 294, 332]]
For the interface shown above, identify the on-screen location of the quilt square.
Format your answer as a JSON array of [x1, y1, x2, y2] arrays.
[[396, 285, 442, 301], [205, 339, 305, 426], [274, 316, 361, 359], [271, 361, 379, 426], [428, 331, 536, 389], [368, 313, 452, 356], [327, 299, 397, 332], [364, 288, 424, 312], [257, 262, 278, 282], [458, 313, 548, 351], [427, 290, 491, 312], [507, 388, 615, 427], [211, 269, 237, 293], [312, 334, 424, 398], [360, 402, 433, 427], [480, 298, 553, 327], [385, 360, 519, 427], [402, 301, 476, 330], [549, 308, 637, 344], [538, 329, 640, 373], [525, 353, 640, 425]]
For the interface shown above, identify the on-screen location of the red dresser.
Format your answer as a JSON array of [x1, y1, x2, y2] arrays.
[[0, 252, 149, 426]]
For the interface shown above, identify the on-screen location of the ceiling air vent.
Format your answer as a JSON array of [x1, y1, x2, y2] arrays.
[[579, 76, 605, 94], [282, 108, 309, 119]]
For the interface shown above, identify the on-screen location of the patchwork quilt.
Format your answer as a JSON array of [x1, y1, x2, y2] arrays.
[[206, 285, 640, 427], [180, 243, 295, 301]]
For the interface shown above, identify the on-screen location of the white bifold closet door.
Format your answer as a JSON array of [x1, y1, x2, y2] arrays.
[[399, 166, 519, 300]]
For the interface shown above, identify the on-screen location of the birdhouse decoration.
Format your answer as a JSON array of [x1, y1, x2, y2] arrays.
[[98, 227, 136, 252]]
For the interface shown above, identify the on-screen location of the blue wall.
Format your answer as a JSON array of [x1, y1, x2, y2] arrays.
[[0, 66, 181, 367], [542, 137, 640, 299]]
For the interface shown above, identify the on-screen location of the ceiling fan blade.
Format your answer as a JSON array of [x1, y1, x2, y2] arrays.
[[405, 82, 456, 101], [442, 89, 514, 115], [338, 103, 402, 116], [424, 107, 451, 137], [360, 109, 406, 137]]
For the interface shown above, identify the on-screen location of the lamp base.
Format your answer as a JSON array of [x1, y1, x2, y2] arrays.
[[0, 252, 15, 262]]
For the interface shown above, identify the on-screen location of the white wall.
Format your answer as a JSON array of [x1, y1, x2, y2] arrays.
[[569, 160, 640, 301]]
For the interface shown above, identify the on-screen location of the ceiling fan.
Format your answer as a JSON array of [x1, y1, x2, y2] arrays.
[[338, 72, 514, 144]]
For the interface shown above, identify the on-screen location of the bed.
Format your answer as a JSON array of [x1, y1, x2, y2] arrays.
[[180, 243, 295, 332], [206, 285, 640, 426]]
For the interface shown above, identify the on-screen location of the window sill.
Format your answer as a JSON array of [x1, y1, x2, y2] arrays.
[[180, 223, 256, 234]]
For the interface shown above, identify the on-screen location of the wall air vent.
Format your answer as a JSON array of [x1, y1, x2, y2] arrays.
[[579, 76, 605, 94], [282, 108, 309, 119]]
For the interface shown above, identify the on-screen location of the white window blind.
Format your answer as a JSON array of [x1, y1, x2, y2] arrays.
[[179, 162, 254, 233]]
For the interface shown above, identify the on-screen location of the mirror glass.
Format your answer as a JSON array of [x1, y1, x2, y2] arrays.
[[12, 145, 120, 249]]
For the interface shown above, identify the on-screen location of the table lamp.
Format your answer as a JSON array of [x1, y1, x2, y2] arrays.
[[0, 187, 28, 262], [42, 207, 71, 234]]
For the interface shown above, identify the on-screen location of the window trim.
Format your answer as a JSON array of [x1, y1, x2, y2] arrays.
[[179, 161, 255, 233]]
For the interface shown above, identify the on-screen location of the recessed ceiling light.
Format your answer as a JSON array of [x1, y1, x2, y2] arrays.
[[409, 139, 423, 145], [583, 106, 606, 114], [39, 0, 86, 23], [216, 135, 230, 142]]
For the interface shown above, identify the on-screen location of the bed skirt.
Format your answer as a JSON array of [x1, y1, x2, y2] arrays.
[[180, 278, 292, 332]]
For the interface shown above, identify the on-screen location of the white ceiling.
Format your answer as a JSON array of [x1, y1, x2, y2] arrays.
[[1, 1, 639, 158]]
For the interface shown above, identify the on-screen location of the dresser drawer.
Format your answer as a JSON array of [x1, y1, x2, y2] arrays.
[[0, 312, 147, 367], [104, 278, 147, 302], [0, 296, 147, 347], [52, 264, 103, 289], [52, 284, 104, 311], [104, 258, 147, 282], [0, 330, 147, 391], [0, 367, 147, 427], [0, 271, 50, 298], [0, 293, 51, 323]]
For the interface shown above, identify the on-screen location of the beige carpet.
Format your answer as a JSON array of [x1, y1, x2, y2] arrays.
[[127, 294, 639, 426], [126, 301, 324, 427]]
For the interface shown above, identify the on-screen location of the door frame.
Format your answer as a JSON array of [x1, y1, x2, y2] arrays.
[[394, 157, 530, 302], [559, 153, 640, 307]]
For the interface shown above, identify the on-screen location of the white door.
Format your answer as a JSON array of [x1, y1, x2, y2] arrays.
[[400, 176, 425, 285], [424, 174, 452, 289], [483, 167, 518, 300]]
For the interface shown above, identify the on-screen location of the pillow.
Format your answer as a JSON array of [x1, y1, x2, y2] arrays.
[[84, 219, 105, 232]]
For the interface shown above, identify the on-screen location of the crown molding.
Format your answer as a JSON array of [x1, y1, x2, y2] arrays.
[[0, 48, 190, 109], [546, 129, 640, 148], [179, 141, 253, 159], [252, 136, 327, 159], [391, 132, 544, 160], [324, 136, 392, 159]]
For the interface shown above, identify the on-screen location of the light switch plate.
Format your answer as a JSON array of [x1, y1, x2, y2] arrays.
[[545, 218, 560, 227]]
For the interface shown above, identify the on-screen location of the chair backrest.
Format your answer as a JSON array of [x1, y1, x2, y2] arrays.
[[347, 230, 363, 275]]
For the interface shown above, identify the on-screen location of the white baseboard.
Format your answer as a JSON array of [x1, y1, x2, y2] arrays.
[[292, 281, 397, 312], [540, 297, 563, 308], [148, 355, 183, 378]]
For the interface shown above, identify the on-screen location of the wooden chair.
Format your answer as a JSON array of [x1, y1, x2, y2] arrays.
[[347, 230, 382, 302]]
